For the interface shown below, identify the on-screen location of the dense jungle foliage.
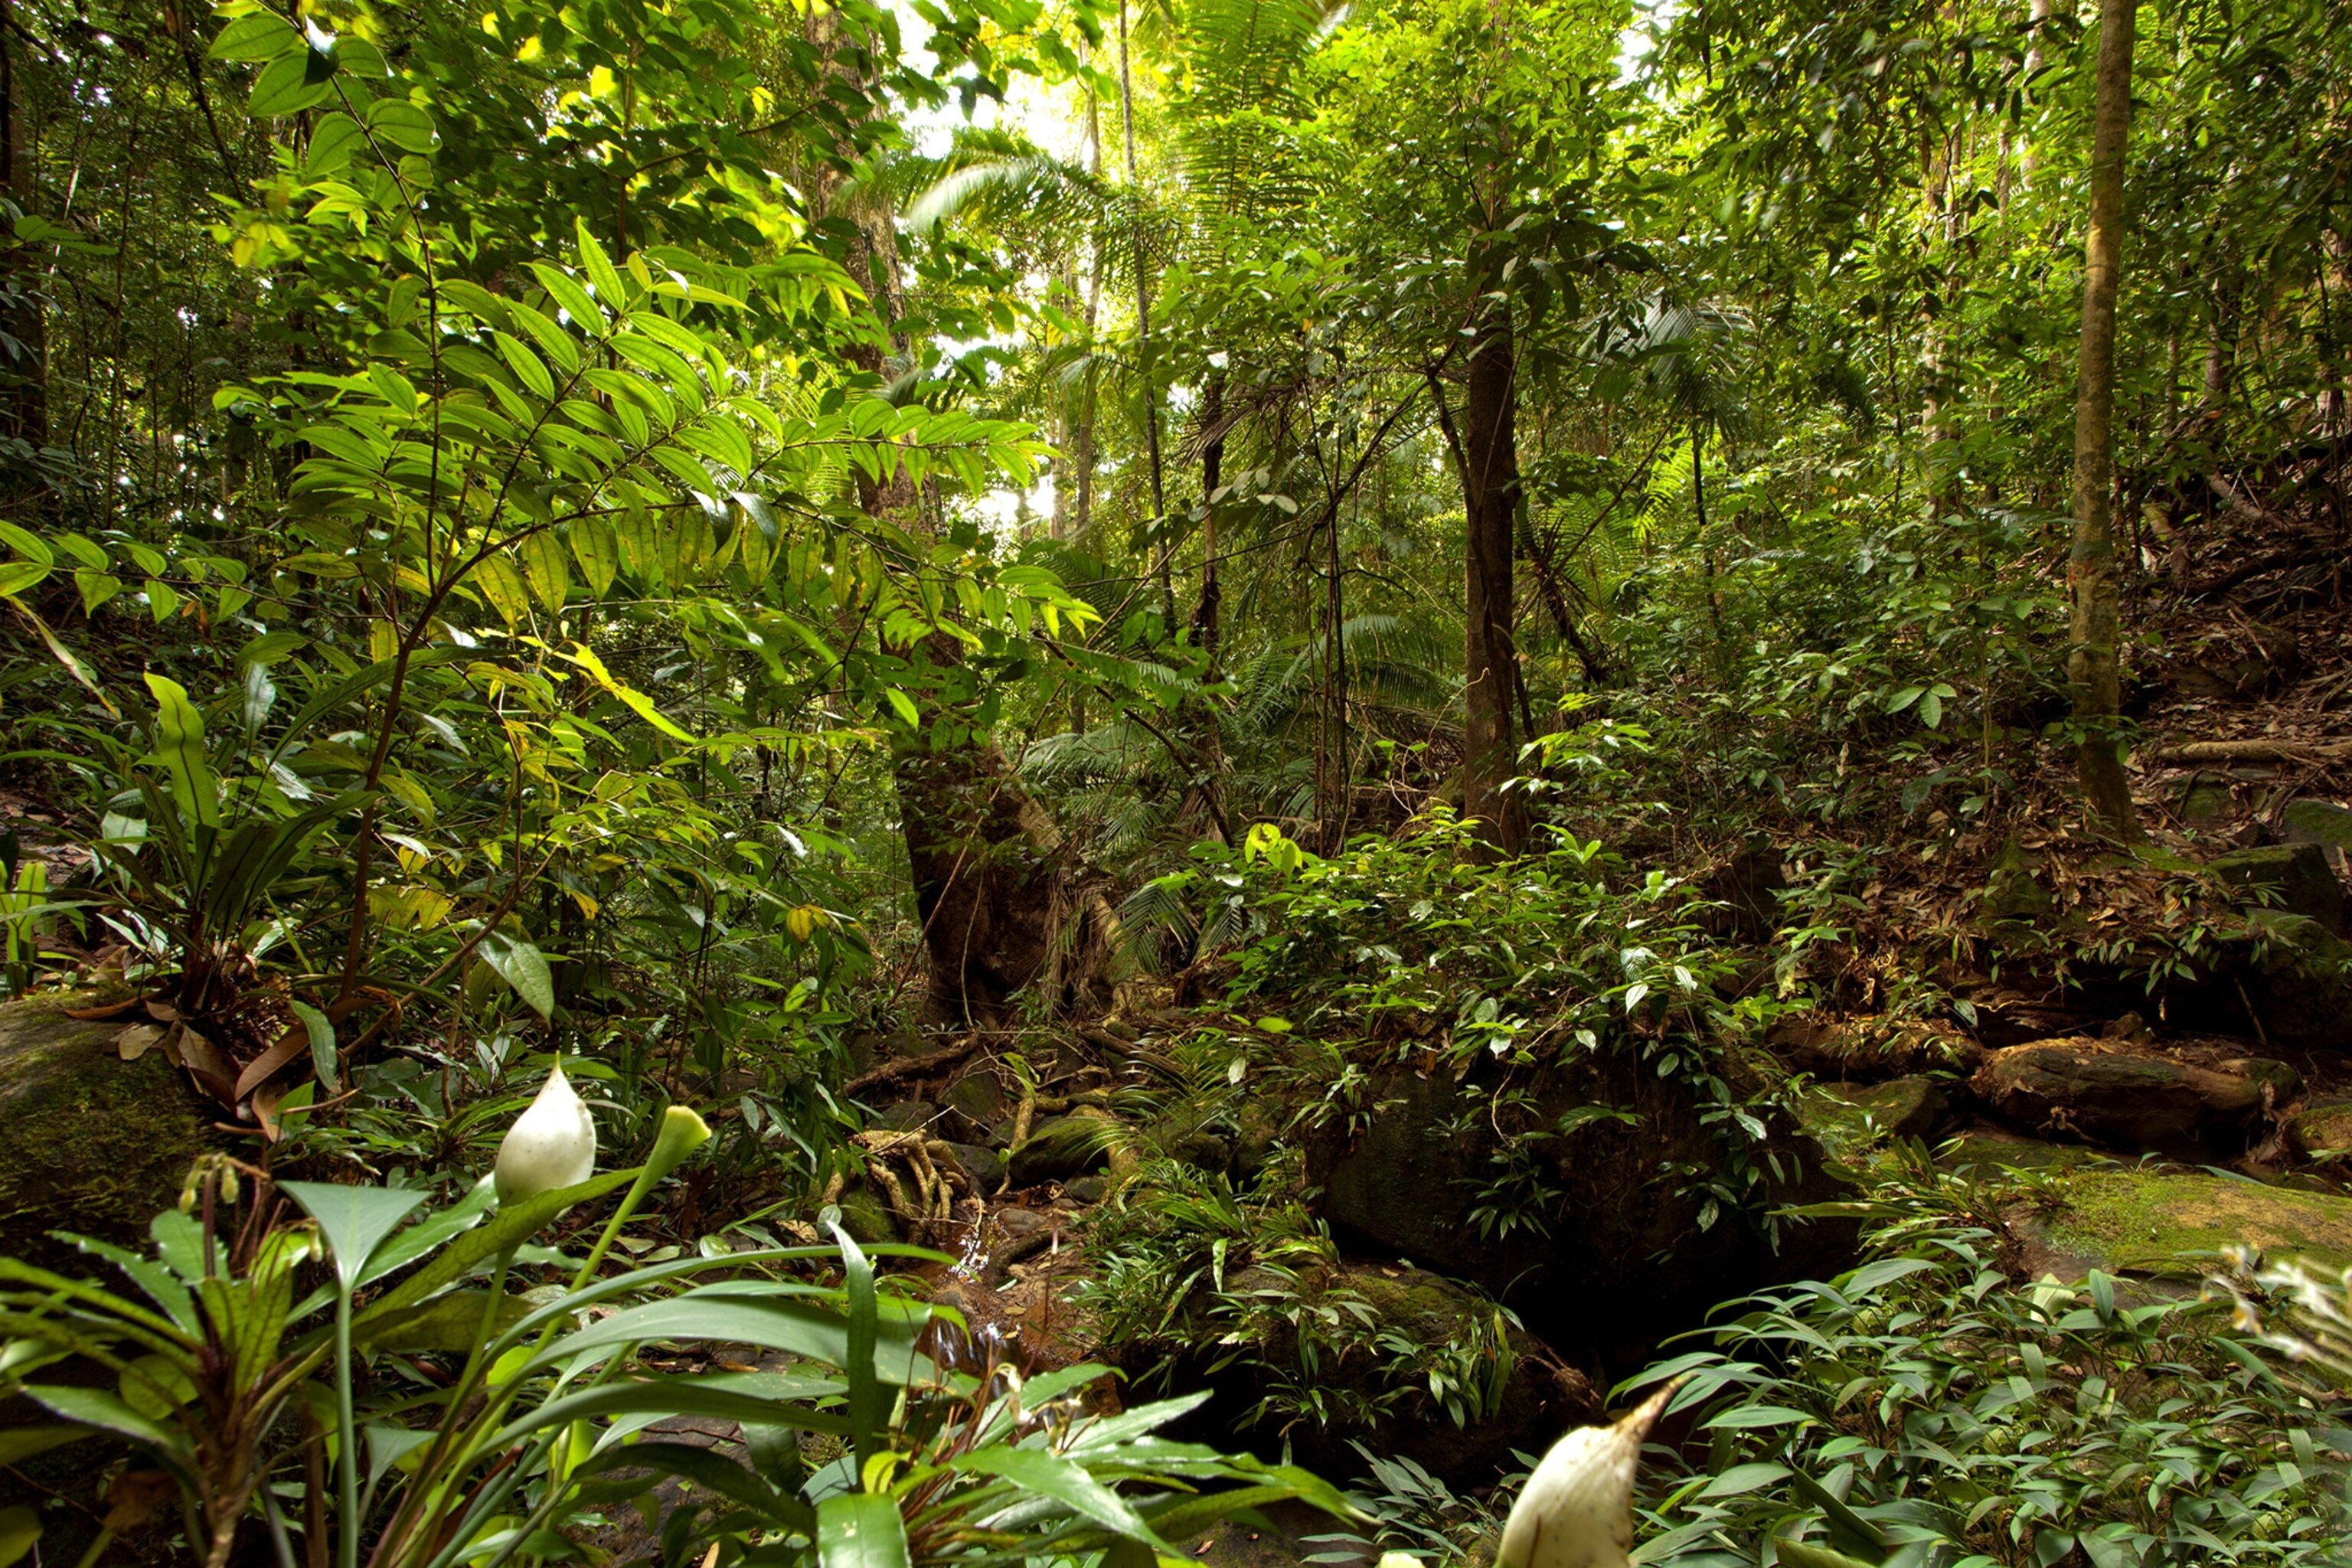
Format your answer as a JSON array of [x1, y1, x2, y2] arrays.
[[0, 0, 2350, 1563]]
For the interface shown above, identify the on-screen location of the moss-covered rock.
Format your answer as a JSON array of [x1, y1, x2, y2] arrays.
[[1973, 1040, 2292, 1155], [2240, 912, 2352, 1050], [0, 991, 214, 1269], [1308, 1050, 1854, 1361], [2282, 799, 2352, 855], [1767, 1014, 1978, 1080], [2286, 1099, 2352, 1162], [833, 1185, 901, 1245], [2210, 843, 2345, 934], [2017, 1167, 2352, 1276], [1795, 1076, 1949, 1167], [1982, 840, 2055, 927], [1007, 1111, 1118, 1187]]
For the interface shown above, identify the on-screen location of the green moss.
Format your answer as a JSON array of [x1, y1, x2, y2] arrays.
[[2034, 1168, 2352, 1272], [0, 991, 214, 1268]]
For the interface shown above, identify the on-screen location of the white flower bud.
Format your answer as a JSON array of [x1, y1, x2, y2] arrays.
[[1496, 1381, 1677, 1568], [493, 1060, 597, 1204]]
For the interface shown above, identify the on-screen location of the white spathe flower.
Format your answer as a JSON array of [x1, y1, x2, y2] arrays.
[[1496, 1381, 1678, 1568], [493, 1059, 597, 1204]]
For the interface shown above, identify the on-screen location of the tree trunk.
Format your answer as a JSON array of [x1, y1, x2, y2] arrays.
[[0, 0, 47, 501], [1116, 0, 1171, 624], [2066, 0, 2142, 839], [1461, 299, 1525, 858], [1193, 369, 1225, 655]]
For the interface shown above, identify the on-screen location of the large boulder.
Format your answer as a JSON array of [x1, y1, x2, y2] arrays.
[[2239, 912, 2352, 1050], [1795, 1076, 1953, 1168], [2282, 798, 2352, 862], [2210, 843, 2346, 934], [2013, 1167, 2352, 1278], [1766, 1014, 1979, 1080], [0, 991, 215, 1269], [1972, 1039, 2295, 1155], [1305, 1052, 1854, 1365]]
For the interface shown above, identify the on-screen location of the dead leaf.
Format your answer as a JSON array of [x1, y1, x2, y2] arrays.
[[113, 1024, 164, 1062], [145, 1000, 180, 1024], [252, 1082, 284, 1142], [175, 1026, 237, 1104], [233, 1019, 310, 1101], [64, 997, 142, 1021]]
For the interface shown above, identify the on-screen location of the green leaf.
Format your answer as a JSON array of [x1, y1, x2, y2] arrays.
[[0, 560, 47, 598], [518, 529, 570, 611], [817, 1491, 910, 1568], [952, 1446, 1169, 1549], [0, 520, 52, 565], [479, 928, 555, 1020], [209, 11, 305, 61], [0, 1427, 87, 1466], [556, 1293, 929, 1384], [304, 113, 368, 178], [364, 99, 438, 155], [573, 220, 630, 308], [472, 551, 532, 629], [22, 1386, 198, 1488], [570, 516, 619, 596], [0, 1504, 38, 1567], [356, 1289, 530, 1354], [1772, 1543, 1882, 1568], [142, 675, 220, 831], [250, 51, 333, 116], [354, 1170, 634, 1328], [828, 1217, 881, 1474], [289, 1000, 338, 1093], [279, 1183, 426, 1291]]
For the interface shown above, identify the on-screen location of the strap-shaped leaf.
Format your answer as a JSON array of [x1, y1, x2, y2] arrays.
[[279, 1183, 426, 1291], [816, 1491, 910, 1568]]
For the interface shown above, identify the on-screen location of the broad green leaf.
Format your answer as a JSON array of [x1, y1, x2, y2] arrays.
[[142, 675, 220, 830], [354, 1169, 634, 1328], [556, 1292, 932, 1384], [289, 999, 338, 1093], [518, 529, 570, 611], [279, 1183, 426, 1291], [210, 11, 305, 60], [817, 1491, 910, 1568], [250, 50, 333, 116], [1772, 1542, 1882, 1568], [0, 1504, 36, 1567], [472, 550, 531, 629], [953, 1446, 1168, 1549], [569, 515, 618, 596], [479, 927, 556, 1020]]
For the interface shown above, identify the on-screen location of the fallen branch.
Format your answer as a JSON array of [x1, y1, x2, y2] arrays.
[[2190, 544, 2333, 599], [2157, 738, 2352, 765], [841, 1035, 985, 1096]]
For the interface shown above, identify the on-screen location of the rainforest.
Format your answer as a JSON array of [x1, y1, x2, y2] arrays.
[[0, 0, 2347, 1563]]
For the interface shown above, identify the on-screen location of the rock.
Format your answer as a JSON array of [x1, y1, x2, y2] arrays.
[[1222, 1259, 1599, 1481], [941, 1074, 1004, 1143], [1062, 1175, 1110, 1204], [1795, 1076, 1950, 1165], [2239, 912, 2352, 1050], [1971, 1039, 2292, 1154], [1166, 1129, 1233, 1174], [991, 1205, 1053, 1239], [832, 1185, 900, 1245], [873, 1099, 940, 1134], [2013, 1167, 2352, 1278], [2177, 772, 2238, 827], [2171, 624, 2301, 701], [1231, 1095, 1289, 1179], [2282, 799, 2352, 855], [2210, 843, 2346, 934], [1767, 1014, 1978, 1080], [1307, 1054, 1854, 1361], [1006, 1110, 1119, 1187], [939, 1140, 1004, 1191], [2287, 1099, 2352, 1161], [1982, 840, 2054, 927], [0, 991, 216, 1269]]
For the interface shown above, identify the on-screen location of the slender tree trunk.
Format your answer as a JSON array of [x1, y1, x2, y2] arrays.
[[1461, 298, 1525, 858], [1116, 0, 1171, 624], [1070, 67, 1103, 542], [0, 0, 47, 502], [2066, 0, 2143, 839], [1194, 369, 1225, 655]]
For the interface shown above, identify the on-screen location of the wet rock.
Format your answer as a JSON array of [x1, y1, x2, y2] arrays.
[[1308, 1053, 1854, 1361], [0, 991, 215, 1270], [939, 1140, 1004, 1191], [1007, 1110, 1119, 1186], [2013, 1167, 2352, 1278], [2286, 1099, 2352, 1161], [1767, 1014, 1979, 1080], [1062, 1174, 1110, 1204], [2239, 912, 2352, 1050], [2210, 842, 2346, 934], [1971, 1039, 2293, 1154]]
